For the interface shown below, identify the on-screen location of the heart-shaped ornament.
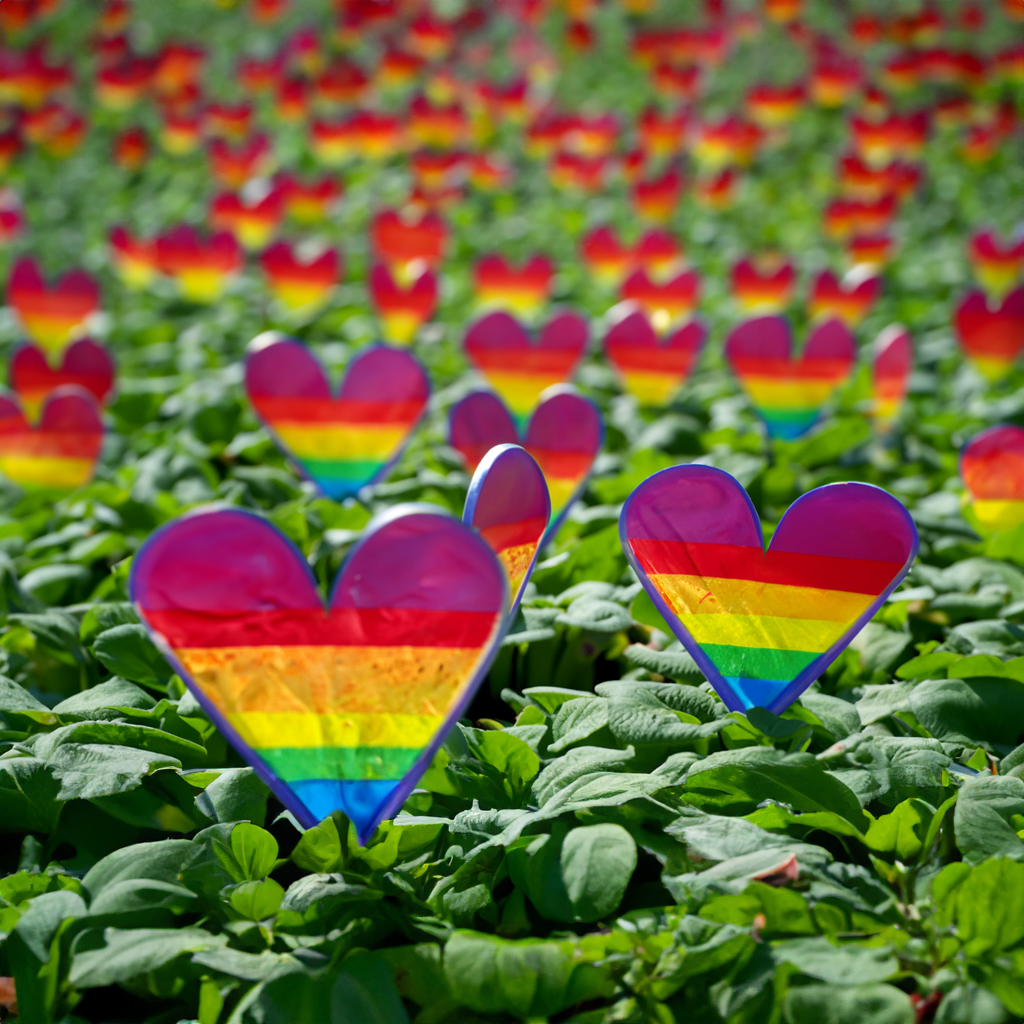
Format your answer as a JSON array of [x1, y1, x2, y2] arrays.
[[245, 334, 429, 500], [464, 444, 550, 616], [954, 287, 1024, 382], [0, 385, 104, 490], [10, 338, 115, 420], [450, 387, 602, 538], [725, 315, 856, 440], [130, 505, 508, 842], [870, 325, 912, 427], [7, 257, 100, 359], [463, 310, 588, 425], [603, 310, 706, 406], [960, 424, 1024, 534], [621, 465, 917, 714]]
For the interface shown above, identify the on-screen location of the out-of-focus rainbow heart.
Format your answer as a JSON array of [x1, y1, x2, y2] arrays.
[[0, 385, 104, 490], [463, 310, 588, 425], [464, 444, 550, 617], [725, 315, 856, 440], [449, 387, 602, 539], [960, 424, 1024, 534], [7, 257, 100, 359], [603, 310, 705, 406], [621, 466, 917, 714], [130, 505, 508, 843], [954, 287, 1024, 382], [870, 325, 912, 428], [9, 338, 115, 421], [245, 334, 429, 500]]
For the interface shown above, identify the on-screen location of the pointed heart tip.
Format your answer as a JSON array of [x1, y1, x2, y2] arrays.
[[293, 779, 399, 842]]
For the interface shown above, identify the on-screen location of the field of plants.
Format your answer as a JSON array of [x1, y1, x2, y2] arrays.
[[0, 0, 1022, 1021]]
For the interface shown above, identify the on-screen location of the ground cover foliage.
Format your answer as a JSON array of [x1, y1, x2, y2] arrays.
[[0, 0, 1023, 1022]]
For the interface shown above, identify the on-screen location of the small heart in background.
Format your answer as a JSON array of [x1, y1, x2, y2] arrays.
[[621, 465, 918, 714], [620, 268, 699, 332], [580, 225, 633, 287], [725, 315, 856, 440], [954, 287, 1024, 382], [130, 505, 508, 843], [807, 268, 880, 327], [959, 424, 1024, 534], [603, 310, 705, 406], [967, 230, 1024, 300], [870, 325, 912, 428], [369, 264, 438, 346], [473, 254, 553, 317], [731, 257, 795, 313], [6, 256, 100, 360], [371, 208, 447, 282], [449, 387, 602, 537], [245, 334, 429, 500], [259, 241, 340, 315], [464, 444, 550, 616], [0, 385, 104, 490], [463, 310, 588, 425], [156, 225, 244, 304], [10, 339, 115, 420]]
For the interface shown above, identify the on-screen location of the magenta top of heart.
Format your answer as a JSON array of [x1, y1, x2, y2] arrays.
[[131, 506, 506, 616], [10, 338, 115, 390], [725, 315, 855, 365], [622, 464, 917, 564], [0, 385, 103, 434], [604, 311, 706, 351], [245, 334, 429, 401], [465, 444, 550, 532], [464, 310, 588, 353], [449, 391, 518, 455], [525, 388, 602, 454], [956, 287, 1024, 324]]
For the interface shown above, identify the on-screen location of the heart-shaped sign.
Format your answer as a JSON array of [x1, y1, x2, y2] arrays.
[[725, 315, 856, 440], [960, 424, 1024, 534], [621, 465, 918, 713], [130, 505, 508, 842], [731, 257, 795, 312], [473, 255, 553, 316], [807, 269, 880, 327], [9, 338, 115, 420], [464, 444, 550, 616], [245, 334, 429, 500], [7, 257, 100, 359], [463, 310, 588, 424], [954, 287, 1024, 382], [449, 387, 602, 538], [871, 325, 912, 427], [0, 385, 104, 490], [369, 264, 438, 346], [603, 310, 706, 406], [620, 268, 700, 331]]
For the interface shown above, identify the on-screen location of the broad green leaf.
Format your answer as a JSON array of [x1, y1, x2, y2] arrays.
[[193, 767, 269, 827], [227, 878, 285, 921], [910, 676, 1024, 752], [0, 757, 63, 833], [223, 821, 279, 881], [954, 775, 1024, 865], [623, 643, 706, 685], [864, 798, 934, 861], [559, 824, 636, 922], [82, 839, 195, 899], [775, 936, 899, 984], [51, 678, 156, 716], [955, 858, 1024, 957], [92, 623, 171, 687], [782, 983, 913, 1024]]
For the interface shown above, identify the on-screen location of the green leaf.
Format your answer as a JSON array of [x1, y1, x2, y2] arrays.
[[775, 936, 899, 984], [623, 643, 706, 685], [864, 798, 934, 861], [227, 878, 285, 921], [68, 926, 227, 988], [51, 678, 156, 716], [193, 767, 269, 827], [82, 839, 195, 899], [0, 757, 63, 833], [954, 776, 1024, 865], [781, 983, 913, 1024], [35, 742, 182, 801], [560, 824, 637, 922], [92, 623, 171, 687], [934, 984, 1012, 1024], [291, 814, 346, 874], [910, 676, 1024, 753], [222, 821, 279, 881], [955, 858, 1024, 957]]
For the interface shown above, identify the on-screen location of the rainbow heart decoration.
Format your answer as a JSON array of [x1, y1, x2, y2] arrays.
[[603, 310, 706, 406], [130, 505, 508, 842], [464, 444, 550, 617], [9, 338, 115, 421], [6, 257, 100, 359], [463, 310, 588, 426], [450, 388, 602, 539], [245, 334, 429, 500], [870, 325, 912, 427], [621, 465, 917, 713], [725, 315, 856, 440], [959, 424, 1024, 534], [0, 386, 104, 490], [954, 287, 1024, 382]]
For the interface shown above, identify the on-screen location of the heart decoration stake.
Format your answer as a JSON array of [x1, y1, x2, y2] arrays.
[[245, 334, 429, 500], [603, 310, 706, 406], [954, 287, 1024, 382], [130, 505, 509, 843], [450, 387, 602, 539], [807, 268, 880, 327], [464, 444, 550, 617], [10, 338, 115, 421], [959, 424, 1024, 535], [463, 310, 588, 426], [725, 315, 856, 440], [620, 465, 918, 714], [0, 385, 104, 490], [870, 325, 912, 428], [6, 257, 101, 360]]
